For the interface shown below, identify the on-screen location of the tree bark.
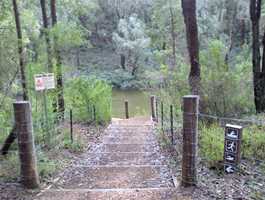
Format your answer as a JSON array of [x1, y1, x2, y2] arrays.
[[2, 0, 29, 156], [250, 0, 265, 113], [181, 0, 200, 95], [50, 0, 65, 120], [1, 127, 16, 155], [40, 0, 53, 73], [169, 1, 176, 70], [12, 0, 28, 101], [120, 54, 126, 70]]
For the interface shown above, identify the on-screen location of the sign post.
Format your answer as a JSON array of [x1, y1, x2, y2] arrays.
[[224, 124, 243, 174], [34, 73, 56, 145]]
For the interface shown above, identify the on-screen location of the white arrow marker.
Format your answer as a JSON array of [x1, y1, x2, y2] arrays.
[[225, 166, 235, 173]]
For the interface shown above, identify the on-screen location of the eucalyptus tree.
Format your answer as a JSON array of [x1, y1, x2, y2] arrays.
[[112, 15, 151, 76], [181, 0, 200, 95], [150, 0, 184, 69]]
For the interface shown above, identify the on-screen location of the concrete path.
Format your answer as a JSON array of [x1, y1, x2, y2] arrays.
[[35, 117, 183, 200]]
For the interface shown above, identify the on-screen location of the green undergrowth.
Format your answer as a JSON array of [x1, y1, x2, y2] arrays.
[[0, 124, 85, 182]]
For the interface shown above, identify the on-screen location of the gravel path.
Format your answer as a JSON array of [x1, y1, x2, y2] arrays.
[[35, 117, 185, 200]]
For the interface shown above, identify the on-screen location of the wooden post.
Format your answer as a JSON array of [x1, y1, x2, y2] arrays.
[[161, 101, 164, 131], [170, 105, 174, 145], [70, 109, 73, 143], [125, 100, 129, 119], [150, 95, 156, 121], [182, 95, 199, 187], [14, 101, 39, 189]]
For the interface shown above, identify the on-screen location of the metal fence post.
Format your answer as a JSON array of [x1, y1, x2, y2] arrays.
[[170, 105, 174, 145], [150, 95, 156, 121], [182, 95, 199, 187], [70, 109, 73, 143], [14, 101, 39, 189], [161, 101, 164, 131], [125, 100, 129, 119]]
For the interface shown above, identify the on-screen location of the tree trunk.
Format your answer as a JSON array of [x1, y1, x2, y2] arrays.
[[1, 127, 16, 155], [50, 0, 65, 120], [1, 0, 29, 155], [120, 54, 126, 70], [12, 0, 28, 101], [181, 0, 200, 95], [40, 0, 53, 73], [169, 1, 176, 70], [250, 0, 265, 113]]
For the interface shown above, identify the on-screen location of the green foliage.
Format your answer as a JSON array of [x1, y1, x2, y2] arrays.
[[201, 40, 254, 117], [242, 126, 265, 160], [62, 130, 84, 153], [199, 123, 224, 166], [65, 77, 112, 124], [113, 14, 150, 76], [50, 22, 86, 49]]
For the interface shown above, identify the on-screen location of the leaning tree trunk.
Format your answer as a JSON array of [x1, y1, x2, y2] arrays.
[[1, 0, 29, 155], [250, 0, 265, 113], [40, 0, 53, 73], [50, 0, 65, 120], [181, 0, 200, 95]]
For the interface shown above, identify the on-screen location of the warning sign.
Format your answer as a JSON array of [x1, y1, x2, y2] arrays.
[[34, 73, 56, 91]]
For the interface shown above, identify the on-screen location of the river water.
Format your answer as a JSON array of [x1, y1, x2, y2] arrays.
[[112, 89, 151, 118]]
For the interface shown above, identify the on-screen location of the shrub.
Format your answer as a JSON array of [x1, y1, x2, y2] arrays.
[[65, 77, 112, 124]]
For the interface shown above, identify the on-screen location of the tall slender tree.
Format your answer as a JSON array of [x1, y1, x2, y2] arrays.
[[40, 0, 53, 73], [181, 0, 200, 95], [1, 0, 28, 155], [250, 0, 265, 113], [50, 0, 65, 120], [12, 0, 28, 100]]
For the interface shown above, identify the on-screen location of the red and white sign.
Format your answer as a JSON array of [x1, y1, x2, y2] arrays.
[[34, 73, 56, 91]]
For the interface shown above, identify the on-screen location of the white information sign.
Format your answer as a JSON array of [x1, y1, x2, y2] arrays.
[[34, 73, 56, 91]]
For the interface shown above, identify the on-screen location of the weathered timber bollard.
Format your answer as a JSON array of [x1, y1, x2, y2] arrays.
[[14, 101, 39, 189], [182, 95, 199, 187], [70, 109, 73, 143], [125, 100, 129, 119], [170, 105, 174, 145], [150, 95, 156, 121]]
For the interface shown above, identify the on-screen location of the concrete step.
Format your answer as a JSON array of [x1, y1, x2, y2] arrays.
[[103, 136, 154, 144], [102, 144, 157, 153], [79, 152, 165, 165], [36, 188, 185, 200], [53, 166, 173, 189]]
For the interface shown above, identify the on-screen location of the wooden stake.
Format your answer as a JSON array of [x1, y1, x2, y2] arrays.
[[125, 101, 129, 119], [181, 95, 199, 187], [14, 101, 39, 189]]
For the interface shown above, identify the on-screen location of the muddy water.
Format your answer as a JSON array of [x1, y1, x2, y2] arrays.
[[112, 89, 151, 118]]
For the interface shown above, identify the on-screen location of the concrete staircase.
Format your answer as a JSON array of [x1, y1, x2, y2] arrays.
[[36, 118, 182, 200]]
